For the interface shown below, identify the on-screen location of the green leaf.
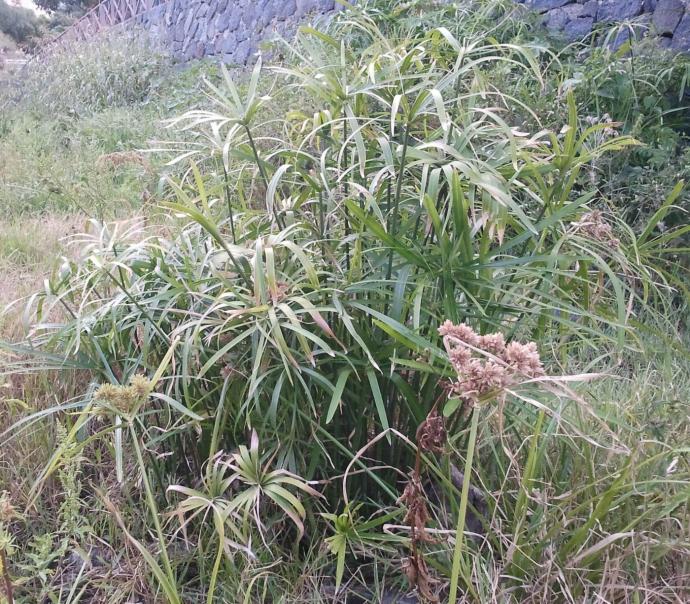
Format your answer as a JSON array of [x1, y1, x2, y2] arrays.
[[443, 397, 463, 417], [366, 368, 390, 441], [326, 369, 352, 423]]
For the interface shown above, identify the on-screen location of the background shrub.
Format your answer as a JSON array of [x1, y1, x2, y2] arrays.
[[0, 0, 41, 45], [18, 28, 170, 116]]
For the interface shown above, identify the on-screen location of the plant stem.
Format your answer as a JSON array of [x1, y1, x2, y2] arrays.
[[222, 161, 237, 244], [0, 549, 13, 604], [106, 269, 170, 344], [319, 190, 326, 258], [207, 532, 224, 604], [129, 423, 176, 587], [244, 124, 284, 229], [448, 405, 480, 604], [343, 119, 351, 272], [386, 122, 411, 285]]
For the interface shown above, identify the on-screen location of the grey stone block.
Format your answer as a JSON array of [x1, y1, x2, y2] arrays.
[[569, 16, 595, 36], [564, 3, 587, 17], [199, 19, 209, 42], [278, 0, 297, 19], [222, 31, 238, 53], [234, 39, 252, 63], [671, 12, 690, 48], [218, 6, 242, 32], [295, 0, 321, 17], [652, 0, 684, 34], [597, 0, 644, 21], [174, 20, 186, 42], [187, 19, 199, 40], [546, 6, 571, 28], [581, 0, 599, 17], [527, 0, 573, 11], [183, 7, 195, 34]]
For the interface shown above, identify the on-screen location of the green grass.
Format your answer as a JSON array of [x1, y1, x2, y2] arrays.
[[0, 1, 689, 603], [0, 108, 160, 217]]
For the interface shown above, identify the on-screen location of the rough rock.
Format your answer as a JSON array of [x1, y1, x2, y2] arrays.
[[581, 1, 600, 17], [60, 0, 690, 69], [571, 16, 596, 35], [671, 11, 690, 48], [528, 0, 573, 11], [652, 0, 685, 34], [597, 0, 644, 20], [546, 6, 572, 28]]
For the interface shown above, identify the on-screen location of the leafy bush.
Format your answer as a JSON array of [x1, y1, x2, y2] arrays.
[[564, 37, 690, 229], [17, 28, 170, 116], [0, 31, 178, 218], [0, 0, 41, 45], [0, 108, 162, 217], [2, 1, 689, 603]]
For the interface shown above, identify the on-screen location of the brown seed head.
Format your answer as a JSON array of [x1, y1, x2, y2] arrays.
[[440, 321, 546, 406], [574, 210, 620, 248], [0, 492, 17, 523], [416, 407, 446, 454]]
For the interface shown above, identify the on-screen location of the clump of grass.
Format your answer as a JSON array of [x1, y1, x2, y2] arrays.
[[0, 1, 688, 603], [17, 28, 170, 116]]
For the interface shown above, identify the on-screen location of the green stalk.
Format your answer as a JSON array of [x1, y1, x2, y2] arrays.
[[295, 408, 397, 500], [319, 190, 326, 258], [207, 532, 224, 604], [243, 124, 284, 230], [0, 548, 13, 604], [343, 119, 351, 272], [448, 405, 480, 604], [129, 423, 176, 587], [222, 161, 237, 244], [105, 270, 170, 343], [385, 122, 411, 285]]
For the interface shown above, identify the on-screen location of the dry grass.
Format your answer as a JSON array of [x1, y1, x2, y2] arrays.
[[0, 214, 84, 340]]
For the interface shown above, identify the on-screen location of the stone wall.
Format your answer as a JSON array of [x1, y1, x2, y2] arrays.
[[519, 0, 690, 48], [123, 0, 690, 63], [133, 0, 340, 64]]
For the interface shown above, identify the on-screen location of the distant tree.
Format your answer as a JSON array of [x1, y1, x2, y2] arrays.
[[33, 0, 98, 13], [0, 0, 40, 44]]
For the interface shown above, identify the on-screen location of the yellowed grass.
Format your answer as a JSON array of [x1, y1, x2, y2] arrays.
[[0, 214, 85, 339]]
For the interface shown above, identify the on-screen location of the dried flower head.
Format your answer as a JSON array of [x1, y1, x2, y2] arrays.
[[397, 474, 432, 543], [0, 492, 17, 524], [573, 210, 620, 248], [416, 407, 446, 454], [93, 383, 120, 404], [440, 322, 545, 406], [503, 341, 544, 377], [438, 320, 479, 347], [402, 551, 439, 603], [478, 332, 506, 354]]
